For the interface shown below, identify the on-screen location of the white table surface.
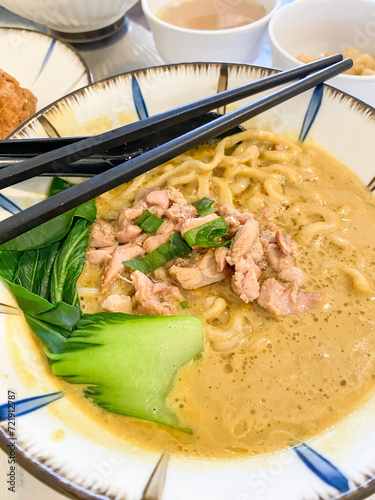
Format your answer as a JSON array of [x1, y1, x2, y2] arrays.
[[0, 0, 374, 499]]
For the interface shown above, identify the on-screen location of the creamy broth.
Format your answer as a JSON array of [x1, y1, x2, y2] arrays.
[[74, 130, 375, 458], [159, 0, 267, 31]]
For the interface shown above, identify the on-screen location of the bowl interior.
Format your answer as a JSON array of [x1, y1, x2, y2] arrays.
[[270, 0, 375, 65], [1, 63, 375, 500], [143, 0, 280, 30]]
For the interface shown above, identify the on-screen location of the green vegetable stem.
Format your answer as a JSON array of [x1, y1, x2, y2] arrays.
[[136, 210, 163, 233], [193, 197, 215, 217], [124, 232, 191, 273]]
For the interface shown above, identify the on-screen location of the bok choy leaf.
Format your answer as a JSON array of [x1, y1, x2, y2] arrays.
[[50, 312, 204, 429], [0, 177, 206, 430], [50, 219, 91, 307], [2, 279, 80, 354], [0, 177, 95, 353], [0, 177, 96, 251]]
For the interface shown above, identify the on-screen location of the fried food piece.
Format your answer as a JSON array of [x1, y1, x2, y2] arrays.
[[0, 69, 37, 139], [297, 48, 375, 76]]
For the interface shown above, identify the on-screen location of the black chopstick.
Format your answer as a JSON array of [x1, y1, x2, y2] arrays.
[[0, 54, 343, 189], [0, 157, 119, 177], [0, 58, 352, 246], [0, 113, 244, 177], [0, 54, 343, 158]]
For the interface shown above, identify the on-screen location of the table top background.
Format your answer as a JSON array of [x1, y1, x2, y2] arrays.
[[0, 1, 374, 499]]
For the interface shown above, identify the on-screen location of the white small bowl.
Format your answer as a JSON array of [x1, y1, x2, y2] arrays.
[[268, 0, 375, 107], [142, 0, 281, 64], [0, 0, 138, 42]]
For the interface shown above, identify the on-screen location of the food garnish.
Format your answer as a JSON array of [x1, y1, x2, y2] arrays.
[[193, 197, 215, 217], [136, 210, 163, 233], [183, 217, 230, 248], [0, 69, 37, 140], [124, 232, 191, 273]]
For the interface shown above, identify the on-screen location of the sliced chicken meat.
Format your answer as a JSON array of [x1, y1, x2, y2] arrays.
[[215, 247, 229, 273], [223, 216, 241, 235], [257, 278, 322, 316], [265, 234, 305, 288], [156, 219, 178, 237], [85, 191, 322, 318], [278, 267, 305, 288], [143, 234, 169, 253], [102, 294, 133, 314], [180, 212, 218, 236], [165, 204, 198, 227], [131, 270, 183, 316], [231, 256, 262, 303], [86, 245, 117, 265], [164, 186, 188, 204], [218, 204, 253, 225], [101, 244, 143, 293], [169, 250, 231, 290], [146, 189, 170, 216], [116, 224, 142, 243], [118, 206, 144, 229], [90, 220, 116, 248], [227, 219, 262, 266], [275, 229, 292, 257], [259, 208, 278, 232]]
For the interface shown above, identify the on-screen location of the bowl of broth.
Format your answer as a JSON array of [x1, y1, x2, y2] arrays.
[[0, 63, 375, 500], [142, 0, 281, 63]]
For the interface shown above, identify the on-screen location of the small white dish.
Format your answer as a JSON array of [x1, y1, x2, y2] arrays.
[[0, 0, 138, 42], [268, 0, 375, 107], [142, 0, 281, 64], [0, 28, 92, 112]]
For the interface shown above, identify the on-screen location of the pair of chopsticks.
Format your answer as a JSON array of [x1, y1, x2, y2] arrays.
[[0, 113, 243, 177], [0, 55, 352, 246]]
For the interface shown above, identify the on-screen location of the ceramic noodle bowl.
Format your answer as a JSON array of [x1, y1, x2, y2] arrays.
[[0, 63, 375, 500]]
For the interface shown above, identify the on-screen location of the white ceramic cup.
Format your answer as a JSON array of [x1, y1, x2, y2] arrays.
[[268, 0, 375, 107], [142, 0, 281, 64]]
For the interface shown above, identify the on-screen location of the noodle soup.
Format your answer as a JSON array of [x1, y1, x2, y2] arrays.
[[75, 130, 375, 458]]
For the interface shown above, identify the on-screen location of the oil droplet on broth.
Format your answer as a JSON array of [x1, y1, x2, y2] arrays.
[[50, 429, 65, 442]]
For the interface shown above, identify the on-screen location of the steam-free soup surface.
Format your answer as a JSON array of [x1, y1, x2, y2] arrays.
[[74, 131, 375, 458], [159, 0, 267, 30]]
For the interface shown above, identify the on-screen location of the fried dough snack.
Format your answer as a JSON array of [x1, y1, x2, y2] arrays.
[[0, 69, 37, 139], [298, 48, 375, 76]]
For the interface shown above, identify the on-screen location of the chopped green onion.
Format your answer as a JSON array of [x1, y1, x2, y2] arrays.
[[193, 197, 215, 217], [180, 301, 190, 310], [124, 233, 191, 274], [183, 217, 229, 248], [136, 210, 163, 234]]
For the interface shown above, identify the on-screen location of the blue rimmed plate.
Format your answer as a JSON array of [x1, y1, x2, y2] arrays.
[[0, 27, 92, 112], [0, 63, 374, 500]]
